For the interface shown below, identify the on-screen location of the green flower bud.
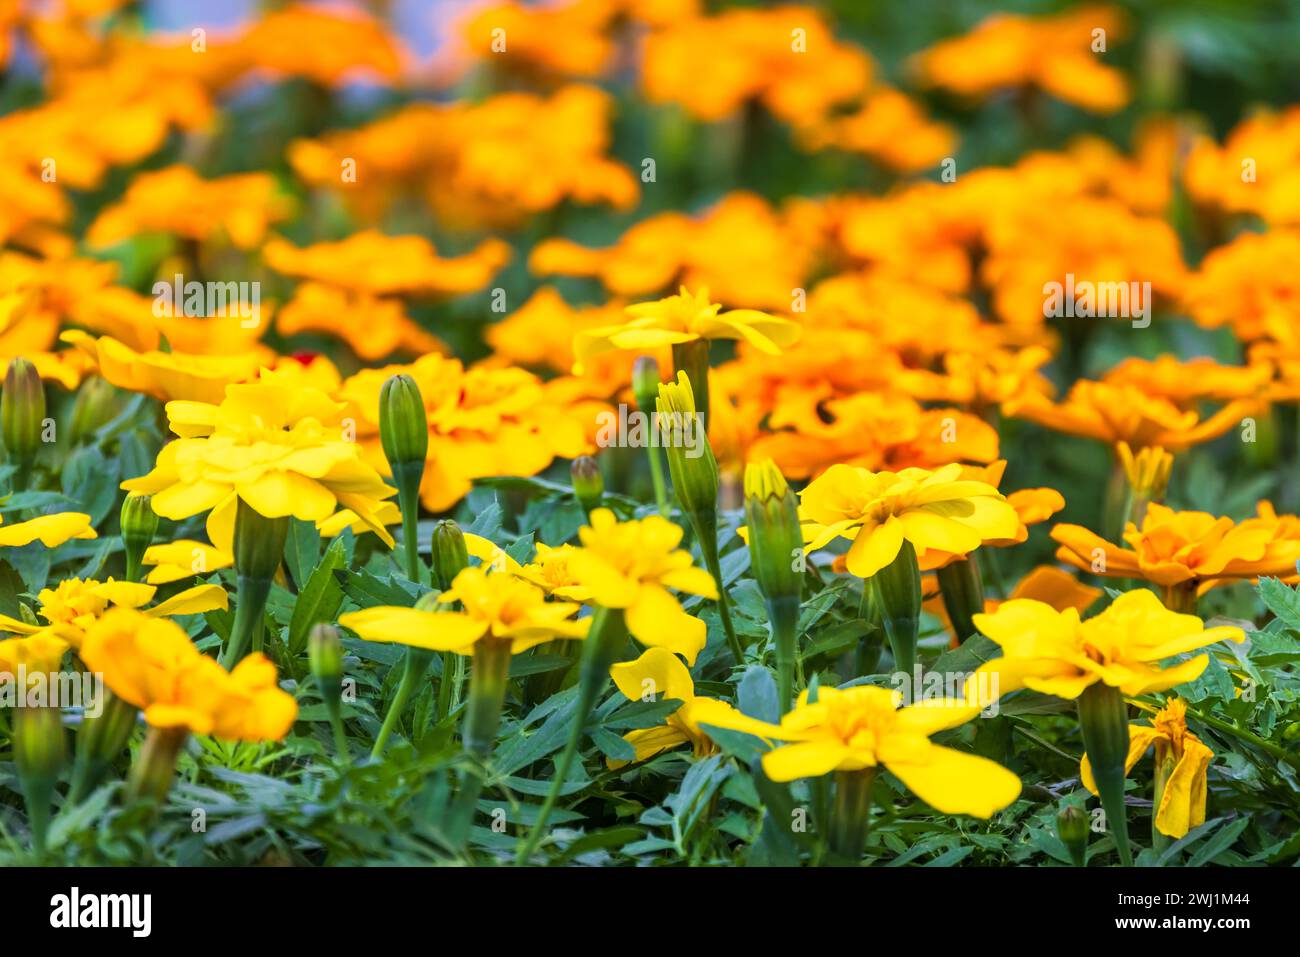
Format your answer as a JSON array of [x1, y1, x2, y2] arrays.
[[222, 498, 291, 666], [69, 690, 138, 802], [743, 459, 802, 603], [120, 492, 159, 582], [873, 539, 922, 678], [2, 357, 45, 468], [571, 455, 604, 515], [14, 705, 66, 855], [655, 371, 718, 521], [1056, 803, 1089, 866], [126, 726, 187, 807], [308, 623, 345, 683], [379, 373, 429, 472], [632, 355, 662, 414], [1077, 682, 1133, 866], [430, 519, 470, 592], [937, 557, 984, 644], [68, 374, 118, 444]]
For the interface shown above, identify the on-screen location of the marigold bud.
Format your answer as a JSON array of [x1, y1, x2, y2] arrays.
[[632, 356, 662, 414], [743, 459, 802, 603], [1056, 803, 1089, 866], [68, 374, 117, 444], [379, 373, 429, 472], [655, 371, 718, 520], [1077, 681, 1133, 866], [2, 357, 45, 466], [571, 455, 604, 515], [308, 623, 345, 683], [430, 519, 470, 592], [120, 492, 159, 582], [14, 705, 66, 787]]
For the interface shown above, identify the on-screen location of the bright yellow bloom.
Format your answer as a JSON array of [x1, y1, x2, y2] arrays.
[[0, 577, 226, 648], [573, 286, 799, 375], [1080, 698, 1212, 839], [0, 511, 96, 548], [1052, 503, 1300, 592], [968, 589, 1245, 706], [0, 633, 70, 676], [1117, 441, 1173, 501], [81, 608, 297, 741], [62, 331, 264, 404], [694, 684, 1021, 816], [607, 647, 749, 766], [340, 565, 589, 656], [800, 463, 1020, 578], [121, 379, 397, 545], [564, 508, 719, 664]]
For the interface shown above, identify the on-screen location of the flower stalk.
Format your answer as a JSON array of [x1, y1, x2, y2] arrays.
[[222, 498, 289, 667], [370, 593, 439, 758], [633, 356, 670, 515], [743, 460, 804, 712], [872, 540, 922, 678], [827, 767, 877, 864], [68, 690, 138, 804], [126, 725, 188, 807], [516, 606, 627, 864], [379, 373, 429, 584], [937, 556, 983, 645], [309, 624, 349, 760], [431, 519, 470, 720]]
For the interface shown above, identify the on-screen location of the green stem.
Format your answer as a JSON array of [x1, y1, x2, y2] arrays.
[[1179, 703, 1300, 771], [463, 640, 512, 759], [872, 540, 922, 680], [394, 463, 424, 584], [516, 608, 627, 864], [221, 574, 273, 668], [370, 648, 434, 758], [645, 442, 670, 516], [697, 522, 742, 663], [769, 595, 800, 714], [937, 557, 984, 644], [827, 768, 877, 864]]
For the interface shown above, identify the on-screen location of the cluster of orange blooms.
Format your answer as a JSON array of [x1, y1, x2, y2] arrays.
[[3, 0, 1300, 600]]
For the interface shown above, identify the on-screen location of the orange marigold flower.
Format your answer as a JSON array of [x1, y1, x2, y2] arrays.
[[1182, 230, 1300, 342], [798, 87, 957, 174], [1184, 106, 1300, 226]]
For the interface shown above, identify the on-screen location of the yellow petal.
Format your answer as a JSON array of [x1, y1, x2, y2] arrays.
[[885, 743, 1022, 817]]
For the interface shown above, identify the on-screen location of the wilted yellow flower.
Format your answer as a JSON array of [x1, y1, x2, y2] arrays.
[[1081, 698, 1212, 839]]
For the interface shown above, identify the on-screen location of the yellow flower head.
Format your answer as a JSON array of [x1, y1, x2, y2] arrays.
[[1117, 441, 1173, 500], [969, 589, 1245, 705], [1052, 502, 1300, 591], [340, 565, 590, 656], [1081, 698, 1213, 838], [607, 646, 749, 767], [121, 379, 397, 545], [80, 608, 297, 741], [565, 508, 719, 664], [800, 462, 1020, 578], [0, 576, 226, 648], [0, 633, 70, 676], [694, 684, 1021, 817], [572, 286, 800, 374], [0, 511, 96, 548]]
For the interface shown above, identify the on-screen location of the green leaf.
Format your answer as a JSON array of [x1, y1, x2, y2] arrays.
[[737, 665, 779, 723], [284, 518, 322, 590], [60, 446, 120, 525], [1258, 577, 1300, 632], [287, 536, 346, 656]]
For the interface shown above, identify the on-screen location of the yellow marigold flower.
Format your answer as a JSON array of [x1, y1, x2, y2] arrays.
[[232, 5, 403, 86], [799, 463, 1020, 578], [695, 684, 1021, 815], [1052, 503, 1300, 592], [86, 165, 293, 250], [61, 331, 264, 404], [564, 508, 718, 664], [0, 633, 70, 676], [121, 379, 397, 545], [531, 193, 820, 310], [1006, 380, 1257, 452], [1184, 107, 1300, 226], [927, 565, 1104, 641], [607, 647, 747, 766], [0, 577, 226, 648], [1182, 230, 1300, 342], [341, 566, 590, 656], [275, 284, 448, 363], [0, 511, 96, 548], [912, 5, 1129, 113], [80, 608, 297, 741], [968, 589, 1245, 705], [460, 0, 618, 78], [641, 6, 871, 125], [798, 87, 957, 173], [573, 286, 800, 375], [1080, 697, 1212, 839]]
